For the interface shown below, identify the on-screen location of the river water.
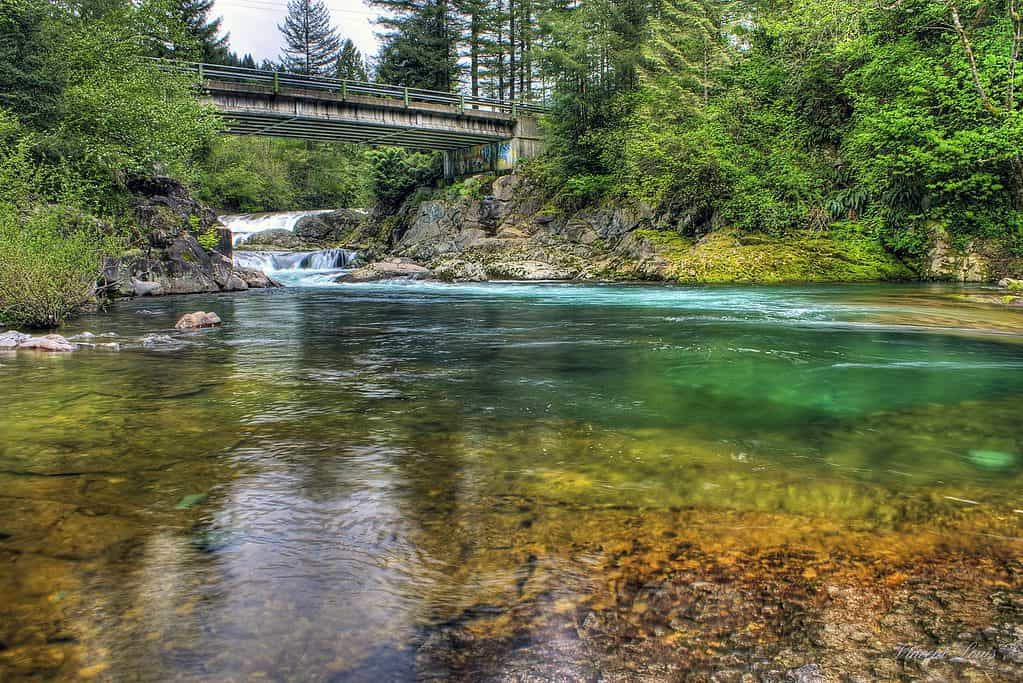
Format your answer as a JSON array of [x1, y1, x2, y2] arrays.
[[2, 282, 1023, 680]]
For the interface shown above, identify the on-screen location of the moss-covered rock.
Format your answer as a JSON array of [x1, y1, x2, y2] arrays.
[[638, 226, 914, 283]]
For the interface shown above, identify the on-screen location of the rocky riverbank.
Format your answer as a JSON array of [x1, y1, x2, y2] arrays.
[[102, 174, 1023, 293], [341, 174, 1023, 285], [100, 178, 278, 298]]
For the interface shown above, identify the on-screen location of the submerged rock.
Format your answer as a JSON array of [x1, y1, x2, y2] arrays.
[[174, 312, 222, 330], [967, 449, 1017, 471], [335, 258, 434, 283], [17, 334, 76, 352], [141, 334, 174, 346]]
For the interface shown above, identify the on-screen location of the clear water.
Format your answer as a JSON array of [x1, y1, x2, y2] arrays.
[[2, 282, 1022, 680]]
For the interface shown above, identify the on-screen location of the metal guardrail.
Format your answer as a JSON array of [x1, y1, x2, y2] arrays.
[[154, 59, 548, 117]]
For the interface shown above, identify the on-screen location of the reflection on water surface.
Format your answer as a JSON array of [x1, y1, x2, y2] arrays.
[[1, 282, 1022, 681]]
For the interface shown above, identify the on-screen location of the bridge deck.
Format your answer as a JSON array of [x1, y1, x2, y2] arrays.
[[160, 61, 545, 151]]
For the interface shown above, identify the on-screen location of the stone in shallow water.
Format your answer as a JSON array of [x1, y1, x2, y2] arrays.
[[174, 311, 222, 329], [175, 493, 208, 510], [967, 449, 1017, 471], [17, 335, 75, 352], [0, 331, 31, 348]]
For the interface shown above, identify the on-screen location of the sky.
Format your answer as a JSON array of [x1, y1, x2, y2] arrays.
[[213, 0, 381, 65]]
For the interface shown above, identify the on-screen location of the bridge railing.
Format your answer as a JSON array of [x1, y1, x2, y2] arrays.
[[154, 60, 548, 116]]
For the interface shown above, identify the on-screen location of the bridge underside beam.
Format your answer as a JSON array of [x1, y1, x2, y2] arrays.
[[223, 112, 506, 150]]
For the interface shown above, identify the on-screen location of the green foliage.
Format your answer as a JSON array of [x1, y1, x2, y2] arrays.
[[366, 148, 443, 210], [197, 136, 371, 212], [0, 0, 222, 326], [336, 38, 369, 81], [0, 205, 111, 328], [538, 0, 1023, 260]]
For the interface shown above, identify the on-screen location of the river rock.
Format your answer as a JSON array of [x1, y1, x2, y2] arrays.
[[17, 334, 76, 352], [0, 331, 32, 349], [293, 209, 364, 243], [335, 258, 435, 283], [239, 229, 305, 249], [141, 334, 174, 346], [433, 259, 487, 282], [486, 260, 577, 280], [174, 311, 222, 329], [130, 277, 165, 297], [998, 277, 1023, 290], [235, 267, 282, 289]]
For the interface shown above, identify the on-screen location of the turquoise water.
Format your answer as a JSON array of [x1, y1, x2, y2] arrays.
[[1, 282, 1022, 680]]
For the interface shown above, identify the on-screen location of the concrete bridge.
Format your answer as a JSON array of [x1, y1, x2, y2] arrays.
[[163, 61, 545, 177]]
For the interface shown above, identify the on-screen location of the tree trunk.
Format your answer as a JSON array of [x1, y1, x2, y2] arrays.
[[509, 0, 516, 100]]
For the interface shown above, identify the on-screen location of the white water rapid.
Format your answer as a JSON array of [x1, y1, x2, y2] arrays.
[[221, 210, 360, 287], [220, 210, 335, 246]]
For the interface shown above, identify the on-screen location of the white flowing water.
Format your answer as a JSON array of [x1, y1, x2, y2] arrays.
[[233, 249, 360, 286], [220, 210, 335, 246], [221, 211, 360, 287]]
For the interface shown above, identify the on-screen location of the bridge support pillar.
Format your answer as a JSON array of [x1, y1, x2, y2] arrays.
[[443, 115, 545, 179], [443, 151, 457, 180]]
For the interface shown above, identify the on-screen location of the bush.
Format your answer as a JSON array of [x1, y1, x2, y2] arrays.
[[367, 148, 442, 211], [0, 205, 109, 328]]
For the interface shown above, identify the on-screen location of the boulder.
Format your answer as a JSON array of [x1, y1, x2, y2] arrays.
[[235, 268, 282, 289], [335, 258, 434, 283], [131, 277, 165, 297], [998, 277, 1023, 290], [17, 334, 75, 352], [174, 311, 222, 329], [238, 228, 305, 250], [0, 331, 32, 349], [433, 259, 488, 282], [293, 209, 364, 243], [485, 260, 577, 280], [141, 334, 175, 346]]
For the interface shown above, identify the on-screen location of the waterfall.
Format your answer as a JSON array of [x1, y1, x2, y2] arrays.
[[220, 210, 334, 246], [234, 249, 360, 272], [223, 210, 361, 287]]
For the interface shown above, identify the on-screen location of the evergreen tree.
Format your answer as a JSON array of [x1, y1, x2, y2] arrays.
[[0, 0, 60, 126], [373, 0, 458, 90], [336, 38, 369, 81], [640, 0, 733, 115], [159, 0, 230, 63], [278, 0, 342, 76]]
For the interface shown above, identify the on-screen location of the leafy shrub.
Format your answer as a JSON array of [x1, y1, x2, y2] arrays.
[[367, 148, 442, 210], [0, 205, 109, 328], [197, 227, 219, 250]]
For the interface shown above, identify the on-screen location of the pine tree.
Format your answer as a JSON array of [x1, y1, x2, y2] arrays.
[[336, 38, 369, 81], [160, 0, 230, 63], [372, 0, 458, 90], [278, 0, 342, 76], [640, 0, 733, 114]]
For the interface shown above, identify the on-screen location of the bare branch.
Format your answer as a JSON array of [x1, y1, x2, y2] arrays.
[[949, 0, 1001, 115], [1009, 0, 1022, 110]]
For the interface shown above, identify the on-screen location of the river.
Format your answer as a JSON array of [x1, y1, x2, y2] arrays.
[[2, 282, 1023, 680]]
